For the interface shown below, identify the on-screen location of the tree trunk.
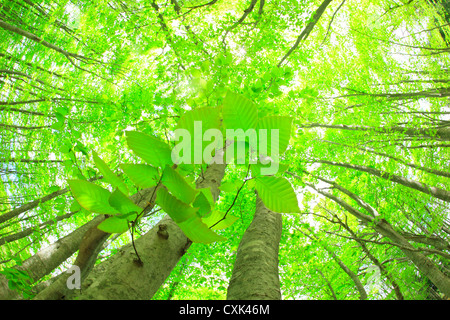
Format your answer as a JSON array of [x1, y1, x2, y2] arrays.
[[0, 210, 76, 246], [226, 194, 282, 300], [0, 215, 104, 299], [68, 161, 226, 300]]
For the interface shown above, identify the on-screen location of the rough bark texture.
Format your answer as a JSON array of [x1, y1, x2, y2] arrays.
[[67, 214, 189, 300], [69, 161, 226, 300], [226, 194, 282, 300]]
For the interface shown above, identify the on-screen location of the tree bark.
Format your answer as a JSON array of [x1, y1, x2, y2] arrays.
[[0, 211, 76, 246], [226, 194, 282, 300]]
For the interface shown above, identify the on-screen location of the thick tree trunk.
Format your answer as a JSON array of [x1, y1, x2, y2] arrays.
[[68, 161, 226, 300], [226, 194, 282, 300]]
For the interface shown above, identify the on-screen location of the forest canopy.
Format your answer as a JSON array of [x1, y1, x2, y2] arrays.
[[0, 0, 450, 301]]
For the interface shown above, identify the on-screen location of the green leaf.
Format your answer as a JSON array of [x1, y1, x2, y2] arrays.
[[108, 188, 142, 218], [156, 188, 198, 223], [251, 161, 289, 176], [74, 141, 89, 156], [174, 107, 221, 164], [255, 176, 300, 213], [125, 131, 173, 168], [55, 106, 69, 116], [224, 140, 252, 165], [219, 181, 240, 193], [256, 116, 292, 156], [192, 191, 212, 217], [222, 91, 258, 133], [68, 180, 118, 214], [202, 210, 238, 230], [120, 163, 159, 188], [179, 215, 227, 244], [161, 165, 198, 204], [97, 216, 129, 233], [70, 199, 81, 212], [50, 120, 65, 131], [93, 151, 129, 195], [47, 186, 60, 193]]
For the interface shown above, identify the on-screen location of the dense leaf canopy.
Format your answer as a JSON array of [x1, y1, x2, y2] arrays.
[[1, 0, 449, 300]]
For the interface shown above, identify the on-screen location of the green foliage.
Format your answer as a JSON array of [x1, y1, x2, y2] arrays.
[[68, 180, 118, 215], [119, 163, 159, 188], [97, 216, 130, 234], [125, 131, 173, 168], [156, 188, 225, 243], [2, 0, 450, 301], [93, 151, 129, 195], [256, 116, 292, 156], [161, 165, 198, 205], [222, 91, 259, 136], [255, 176, 300, 213], [0, 268, 34, 299]]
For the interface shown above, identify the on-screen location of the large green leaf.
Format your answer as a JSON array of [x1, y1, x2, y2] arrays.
[[202, 210, 239, 230], [161, 165, 198, 204], [97, 216, 129, 233], [222, 91, 258, 134], [179, 215, 227, 243], [192, 189, 213, 217], [256, 116, 292, 157], [255, 176, 300, 213], [120, 163, 159, 188], [173, 107, 221, 164], [68, 180, 118, 214], [224, 140, 253, 165], [156, 188, 225, 243], [108, 188, 142, 219], [93, 151, 129, 195], [156, 188, 198, 223], [125, 131, 173, 168]]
